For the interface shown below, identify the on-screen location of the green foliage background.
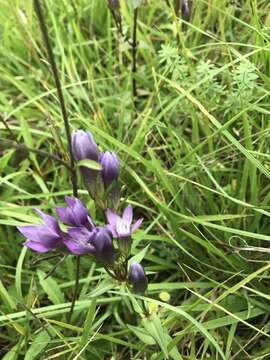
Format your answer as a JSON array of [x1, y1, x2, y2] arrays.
[[1, 0, 270, 358]]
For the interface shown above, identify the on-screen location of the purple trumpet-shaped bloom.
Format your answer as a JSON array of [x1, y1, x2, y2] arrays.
[[72, 130, 99, 162], [17, 210, 64, 253], [92, 227, 116, 264], [64, 227, 97, 256], [106, 205, 143, 238], [72, 130, 100, 193], [64, 226, 115, 264], [128, 262, 148, 293], [99, 151, 120, 188], [56, 196, 94, 228], [179, 0, 190, 18]]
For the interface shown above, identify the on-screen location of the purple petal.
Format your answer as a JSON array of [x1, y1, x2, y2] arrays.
[[71, 130, 99, 162], [35, 209, 60, 234], [63, 238, 95, 256], [23, 241, 51, 253], [64, 196, 76, 207], [56, 207, 73, 225], [106, 224, 117, 237], [115, 219, 131, 237], [68, 227, 97, 244], [19, 225, 61, 247], [106, 209, 121, 227], [131, 218, 143, 233], [122, 205, 133, 225], [18, 225, 40, 242]]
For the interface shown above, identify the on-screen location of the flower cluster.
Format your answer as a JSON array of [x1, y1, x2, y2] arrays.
[[72, 130, 120, 210], [18, 130, 148, 294]]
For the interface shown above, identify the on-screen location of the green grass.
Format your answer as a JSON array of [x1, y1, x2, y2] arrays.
[[1, 0, 270, 358]]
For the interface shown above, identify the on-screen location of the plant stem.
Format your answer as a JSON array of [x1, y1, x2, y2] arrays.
[[132, 7, 138, 105], [33, 0, 80, 322], [67, 256, 80, 322], [33, 0, 78, 197], [0, 114, 18, 143]]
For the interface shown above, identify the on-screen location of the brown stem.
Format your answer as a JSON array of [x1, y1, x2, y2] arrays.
[[33, 0, 78, 197], [132, 8, 138, 103]]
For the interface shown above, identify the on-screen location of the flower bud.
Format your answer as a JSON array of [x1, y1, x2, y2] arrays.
[[179, 0, 190, 18], [128, 262, 148, 293], [93, 227, 116, 265], [72, 130, 100, 196], [99, 151, 120, 188], [72, 130, 99, 162]]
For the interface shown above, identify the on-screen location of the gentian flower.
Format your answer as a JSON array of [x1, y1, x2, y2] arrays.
[[64, 227, 97, 256], [128, 262, 148, 293], [72, 130, 100, 195], [93, 227, 116, 264], [17, 209, 64, 253], [99, 151, 120, 188], [106, 205, 143, 238], [180, 0, 190, 18], [72, 130, 99, 162], [56, 196, 94, 229], [64, 226, 115, 264]]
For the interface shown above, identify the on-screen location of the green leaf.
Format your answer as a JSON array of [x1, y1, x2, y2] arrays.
[[127, 324, 156, 345], [37, 270, 64, 305], [77, 159, 102, 171], [25, 330, 50, 360], [142, 315, 169, 358], [129, 244, 150, 265], [79, 298, 97, 349]]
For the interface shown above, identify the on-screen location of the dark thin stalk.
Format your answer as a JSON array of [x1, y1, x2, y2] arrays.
[[109, 7, 132, 45], [33, 0, 78, 198], [33, 0, 80, 322], [141, 299, 149, 317], [18, 302, 51, 337], [132, 8, 138, 104], [31, 253, 62, 266], [67, 256, 80, 322], [104, 266, 117, 279], [0, 114, 18, 143], [44, 255, 66, 279], [0, 139, 72, 171]]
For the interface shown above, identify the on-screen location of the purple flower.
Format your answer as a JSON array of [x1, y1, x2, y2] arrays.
[[180, 0, 190, 18], [128, 262, 148, 293], [72, 130, 100, 194], [64, 226, 115, 264], [56, 196, 94, 228], [92, 227, 116, 264], [17, 210, 64, 253], [64, 227, 97, 256], [106, 205, 143, 238], [72, 130, 99, 162], [99, 151, 120, 188]]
